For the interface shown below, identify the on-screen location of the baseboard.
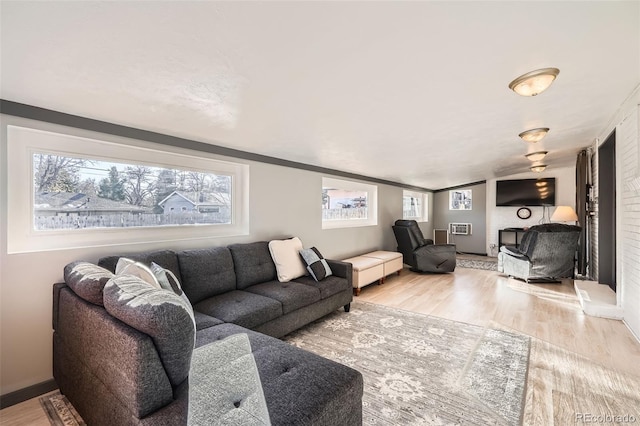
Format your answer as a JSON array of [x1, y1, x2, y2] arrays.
[[0, 379, 58, 409]]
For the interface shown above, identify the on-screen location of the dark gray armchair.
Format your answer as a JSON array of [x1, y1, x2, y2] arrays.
[[392, 220, 456, 273], [497, 223, 581, 282]]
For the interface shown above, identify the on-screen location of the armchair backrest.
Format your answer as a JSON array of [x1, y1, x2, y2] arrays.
[[521, 223, 581, 277], [392, 220, 426, 265]]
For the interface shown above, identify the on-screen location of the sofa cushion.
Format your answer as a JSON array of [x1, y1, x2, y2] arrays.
[[178, 247, 236, 304], [63, 261, 114, 306], [194, 290, 282, 329], [299, 247, 333, 281], [194, 311, 225, 331], [103, 275, 196, 387], [189, 333, 271, 426], [229, 242, 277, 290], [293, 275, 351, 299], [196, 323, 363, 426], [244, 281, 321, 314], [98, 250, 182, 283], [268, 237, 307, 282]]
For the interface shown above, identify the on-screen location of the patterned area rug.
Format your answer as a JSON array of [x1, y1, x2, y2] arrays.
[[457, 254, 498, 271], [39, 391, 85, 426], [284, 301, 530, 425]]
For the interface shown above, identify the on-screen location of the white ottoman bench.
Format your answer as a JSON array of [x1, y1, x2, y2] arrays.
[[342, 255, 384, 296], [362, 251, 403, 282]]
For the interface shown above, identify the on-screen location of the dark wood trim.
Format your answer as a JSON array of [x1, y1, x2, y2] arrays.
[[433, 180, 487, 193], [0, 379, 57, 409], [0, 99, 433, 193]]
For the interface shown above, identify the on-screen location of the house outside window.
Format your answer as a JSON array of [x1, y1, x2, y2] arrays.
[[403, 190, 429, 222], [322, 177, 377, 229]]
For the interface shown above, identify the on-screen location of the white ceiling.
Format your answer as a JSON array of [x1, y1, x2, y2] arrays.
[[2, 1, 639, 190]]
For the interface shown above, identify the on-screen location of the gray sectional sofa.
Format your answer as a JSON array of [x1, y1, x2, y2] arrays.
[[53, 240, 363, 425]]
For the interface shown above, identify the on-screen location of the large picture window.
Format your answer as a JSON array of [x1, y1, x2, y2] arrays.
[[402, 190, 429, 222], [322, 177, 377, 229], [7, 126, 249, 253]]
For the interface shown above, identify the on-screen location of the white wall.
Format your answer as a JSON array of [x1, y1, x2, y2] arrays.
[[486, 166, 577, 256], [595, 85, 640, 340], [0, 115, 408, 395]]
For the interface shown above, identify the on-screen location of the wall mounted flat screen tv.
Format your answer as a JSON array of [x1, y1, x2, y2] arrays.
[[496, 178, 556, 206]]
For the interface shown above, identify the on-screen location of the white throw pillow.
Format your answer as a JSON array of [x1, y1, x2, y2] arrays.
[[268, 237, 307, 282], [115, 257, 161, 289]]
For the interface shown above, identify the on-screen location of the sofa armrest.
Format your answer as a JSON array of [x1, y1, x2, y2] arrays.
[[421, 238, 434, 246], [326, 260, 353, 287], [499, 245, 528, 259]]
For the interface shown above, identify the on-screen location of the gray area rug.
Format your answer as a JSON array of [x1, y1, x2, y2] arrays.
[[284, 301, 530, 425], [457, 254, 498, 271], [39, 391, 85, 426]]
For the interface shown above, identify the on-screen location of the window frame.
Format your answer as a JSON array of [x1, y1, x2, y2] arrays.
[[402, 190, 429, 222], [7, 125, 249, 253], [322, 177, 378, 229]]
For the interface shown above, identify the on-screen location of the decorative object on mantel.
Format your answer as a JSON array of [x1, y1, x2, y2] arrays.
[[551, 205, 578, 224], [285, 301, 529, 426], [517, 207, 532, 219], [530, 164, 547, 172], [519, 127, 550, 143], [509, 68, 560, 96]]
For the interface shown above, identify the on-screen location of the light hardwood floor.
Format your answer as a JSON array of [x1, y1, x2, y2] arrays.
[[2, 266, 639, 425]]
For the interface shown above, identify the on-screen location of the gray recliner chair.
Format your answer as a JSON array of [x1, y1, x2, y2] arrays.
[[497, 223, 581, 282], [392, 220, 456, 273]]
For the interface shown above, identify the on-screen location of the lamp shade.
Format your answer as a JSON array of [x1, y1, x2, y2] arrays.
[[551, 206, 578, 222], [509, 68, 560, 96]]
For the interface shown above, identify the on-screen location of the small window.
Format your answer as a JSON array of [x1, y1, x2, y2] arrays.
[[322, 177, 378, 229], [449, 189, 472, 210], [403, 190, 428, 222]]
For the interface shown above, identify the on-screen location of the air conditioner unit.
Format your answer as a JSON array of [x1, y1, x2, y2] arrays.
[[449, 223, 472, 235]]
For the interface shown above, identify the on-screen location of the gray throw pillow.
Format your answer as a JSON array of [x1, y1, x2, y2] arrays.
[[64, 261, 115, 306], [150, 261, 193, 308], [103, 275, 196, 387], [299, 247, 333, 281]]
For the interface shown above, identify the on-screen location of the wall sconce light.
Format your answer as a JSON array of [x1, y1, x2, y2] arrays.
[[525, 151, 548, 162], [519, 128, 549, 142], [530, 164, 547, 173], [509, 68, 560, 96]]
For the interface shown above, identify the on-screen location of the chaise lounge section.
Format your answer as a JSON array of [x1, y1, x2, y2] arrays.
[[53, 240, 363, 425]]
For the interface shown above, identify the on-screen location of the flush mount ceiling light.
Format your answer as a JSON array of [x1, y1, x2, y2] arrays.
[[530, 164, 547, 173], [509, 67, 560, 96], [525, 151, 548, 162], [519, 127, 549, 143]]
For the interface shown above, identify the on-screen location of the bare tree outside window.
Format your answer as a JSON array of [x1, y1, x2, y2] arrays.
[[33, 153, 232, 230]]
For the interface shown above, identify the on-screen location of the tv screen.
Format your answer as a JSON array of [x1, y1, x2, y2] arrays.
[[496, 178, 556, 206]]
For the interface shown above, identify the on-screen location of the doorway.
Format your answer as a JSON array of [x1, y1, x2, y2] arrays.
[[598, 130, 616, 291]]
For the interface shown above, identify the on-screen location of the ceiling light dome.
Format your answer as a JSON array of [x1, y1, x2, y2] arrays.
[[519, 127, 549, 143], [530, 164, 547, 173], [525, 151, 548, 162], [509, 68, 560, 96]]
